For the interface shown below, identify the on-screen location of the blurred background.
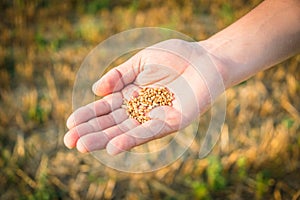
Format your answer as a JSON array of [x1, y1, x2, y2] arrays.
[[0, 0, 299, 199]]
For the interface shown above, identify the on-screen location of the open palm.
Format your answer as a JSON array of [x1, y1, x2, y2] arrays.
[[64, 39, 220, 155]]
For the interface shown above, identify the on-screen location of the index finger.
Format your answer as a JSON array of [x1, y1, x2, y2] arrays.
[[92, 56, 140, 96], [66, 92, 123, 129]]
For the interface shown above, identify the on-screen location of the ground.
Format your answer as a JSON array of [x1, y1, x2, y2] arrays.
[[0, 0, 299, 199]]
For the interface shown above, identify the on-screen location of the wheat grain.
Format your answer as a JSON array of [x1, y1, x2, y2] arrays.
[[124, 87, 174, 123]]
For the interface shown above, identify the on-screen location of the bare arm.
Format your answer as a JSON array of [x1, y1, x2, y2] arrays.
[[202, 0, 300, 88], [64, 0, 300, 155]]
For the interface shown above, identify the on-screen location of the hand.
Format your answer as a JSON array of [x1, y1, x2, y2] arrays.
[[63, 39, 224, 155]]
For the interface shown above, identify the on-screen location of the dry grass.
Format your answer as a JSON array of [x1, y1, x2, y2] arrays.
[[0, 0, 299, 199]]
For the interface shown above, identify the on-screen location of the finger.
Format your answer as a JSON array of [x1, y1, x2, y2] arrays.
[[106, 119, 174, 155], [65, 83, 141, 149], [92, 57, 139, 96], [76, 118, 139, 153], [66, 92, 123, 129], [64, 108, 128, 149], [76, 131, 109, 153]]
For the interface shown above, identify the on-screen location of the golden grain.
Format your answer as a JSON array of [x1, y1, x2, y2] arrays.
[[124, 87, 174, 123]]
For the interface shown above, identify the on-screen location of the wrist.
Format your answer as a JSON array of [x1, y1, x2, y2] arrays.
[[200, 32, 261, 89], [187, 41, 227, 114], [198, 39, 233, 89]]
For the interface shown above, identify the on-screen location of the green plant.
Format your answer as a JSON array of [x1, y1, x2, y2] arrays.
[[237, 156, 247, 180], [35, 32, 48, 50], [282, 117, 294, 129], [27, 174, 59, 200], [206, 156, 226, 191], [219, 3, 234, 25], [255, 171, 270, 199], [86, 0, 110, 14], [191, 181, 211, 200], [27, 96, 51, 124]]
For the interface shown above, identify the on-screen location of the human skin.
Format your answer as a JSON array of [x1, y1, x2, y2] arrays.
[[64, 0, 300, 155], [202, 0, 300, 88]]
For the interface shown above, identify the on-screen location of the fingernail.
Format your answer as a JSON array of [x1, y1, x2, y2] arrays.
[[76, 139, 88, 153], [92, 82, 97, 93], [66, 115, 75, 129], [106, 143, 121, 155], [63, 132, 75, 149]]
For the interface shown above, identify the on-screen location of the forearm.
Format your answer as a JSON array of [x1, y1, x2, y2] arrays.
[[202, 0, 300, 88]]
